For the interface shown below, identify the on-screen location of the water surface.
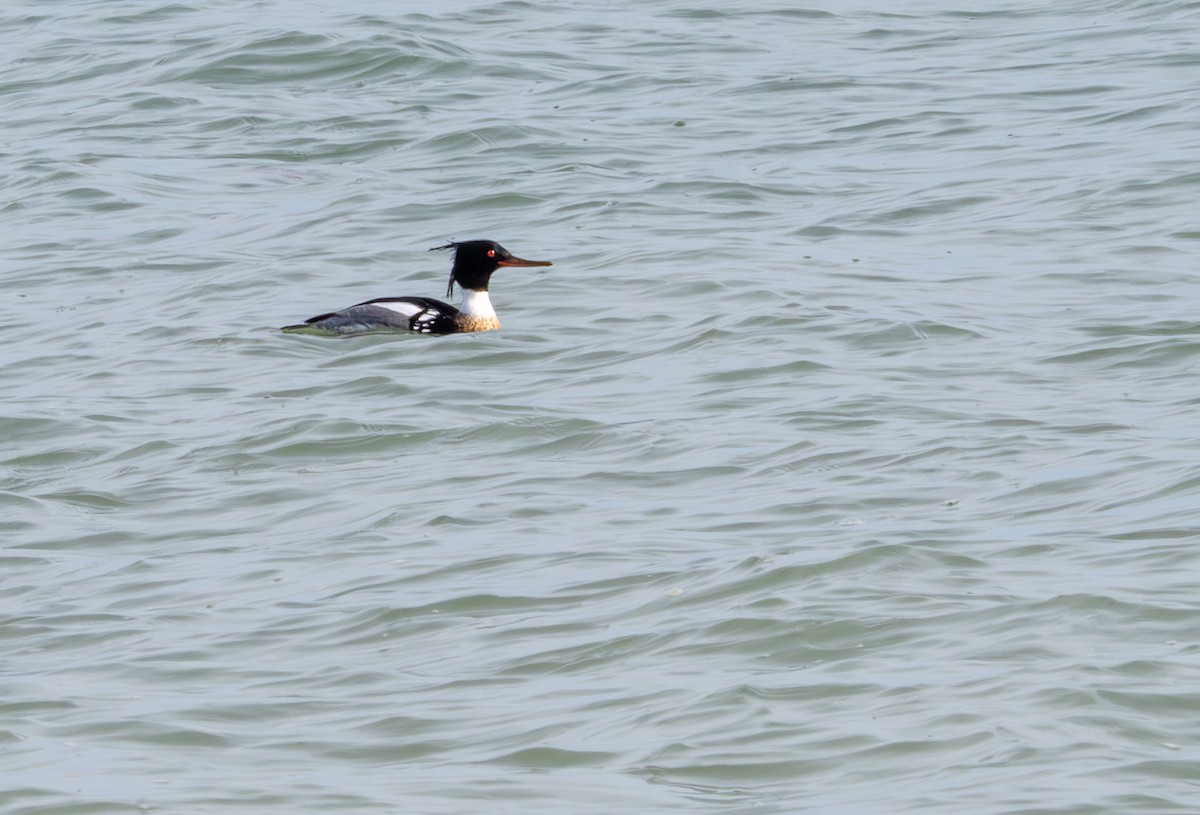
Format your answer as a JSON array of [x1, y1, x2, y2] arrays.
[[4, 2, 1200, 813]]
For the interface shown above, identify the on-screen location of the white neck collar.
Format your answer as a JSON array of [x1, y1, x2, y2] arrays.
[[460, 288, 496, 319]]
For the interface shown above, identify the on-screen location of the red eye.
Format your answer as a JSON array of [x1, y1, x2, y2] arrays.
[[487, 249, 496, 257]]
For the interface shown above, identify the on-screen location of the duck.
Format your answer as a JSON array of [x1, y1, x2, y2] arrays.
[[282, 239, 552, 336]]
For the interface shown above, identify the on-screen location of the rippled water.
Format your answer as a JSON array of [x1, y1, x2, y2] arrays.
[[5, 1, 1200, 813]]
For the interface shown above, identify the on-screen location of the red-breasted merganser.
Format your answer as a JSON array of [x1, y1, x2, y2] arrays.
[[282, 240, 553, 336]]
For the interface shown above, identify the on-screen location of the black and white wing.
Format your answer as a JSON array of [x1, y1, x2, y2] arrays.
[[284, 296, 460, 336]]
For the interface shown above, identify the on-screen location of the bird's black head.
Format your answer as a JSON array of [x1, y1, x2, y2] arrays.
[[430, 239, 553, 296]]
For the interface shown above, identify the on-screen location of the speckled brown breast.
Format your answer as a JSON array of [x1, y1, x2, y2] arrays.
[[455, 314, 501, 333]]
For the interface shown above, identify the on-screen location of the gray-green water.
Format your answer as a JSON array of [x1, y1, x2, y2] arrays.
[[4, 2, 1200, 813]]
